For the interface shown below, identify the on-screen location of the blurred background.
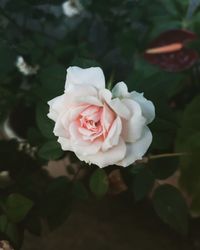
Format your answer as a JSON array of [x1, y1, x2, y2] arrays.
[[1, 0, 200, 249]]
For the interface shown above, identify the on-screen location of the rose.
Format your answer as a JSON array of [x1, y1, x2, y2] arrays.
[[47, 66, 155, 168]]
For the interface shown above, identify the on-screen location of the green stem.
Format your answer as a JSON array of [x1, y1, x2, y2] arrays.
[[107, 70, 115, 90], [138, 152, 189, 164], [148, 152, 189, 160]]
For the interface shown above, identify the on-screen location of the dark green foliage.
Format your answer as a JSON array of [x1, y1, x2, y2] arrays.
[[148, 157, 178, 180], [36, 102, 55, 139], [175, 95, 200, 213], [4, 194, 34, 223], [40, 177, 72, 230], [72, 181, 89, 200], [132, 167, 155, 201], [38, 140, 63, 160], [152, 185, 188, 235], [0, 0, 200, 243], [89, 169, 109, 197]]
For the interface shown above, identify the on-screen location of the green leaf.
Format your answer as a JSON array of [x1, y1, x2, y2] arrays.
[[27, 127, 44, 146], [148, 157, 178, 180], [127, 69, 179, 152], [176, 95, 200, 208], [0, 214, 8, 232], [25, 214, 42, 236], [133, 168, 155, 201], [5, 223, 19, 247], [36, 102, 55, 139], [0, 215, 19, 247], [0, 43, 16, 76], [79, 0, 92, 7], [128, 164, 145, 175], [38, 140, 63, 160], [89, 169, 109, 197], [151, 132, 174, 150], [152, 185, 188, 235], [72, 182, 89, 200], [6, 194, 34, 223], [71, 57, 100, 68], [150, 117, 178, 150], [160, 0, 183, 17], [0, 86, 13, 122], [41, 177, 71, 230], [37, 64, 66, 100], [186, 0, 200, 18], [176, 95, 200, 150]]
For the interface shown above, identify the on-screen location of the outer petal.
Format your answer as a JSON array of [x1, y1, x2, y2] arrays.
[[74, 96, 102, 106], [53, 118, 67, 137], [99, 89, 112, 103], [77, 138, 126, 168], [117, 127, 152, 167], [66, 85, 98, 101], [109, 98, 130, 119], [58, 137, 72, 151], [121, 99, 146, 143], [101, 103, 115, 133], [65, 66, 105, 91], [129, 91, 155, 124], [101, 116, 122, 151], [112, 81, 128, 98], [47, 94, 66, 121]]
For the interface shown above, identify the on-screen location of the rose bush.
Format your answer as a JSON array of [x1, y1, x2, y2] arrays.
[[47, 66, 155, 167]]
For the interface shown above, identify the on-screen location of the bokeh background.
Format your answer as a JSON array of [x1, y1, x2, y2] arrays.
[[1, 0, 200, 249]]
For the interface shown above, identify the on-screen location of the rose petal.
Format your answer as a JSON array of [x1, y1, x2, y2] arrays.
[[129, 91, 155, 124], [112, 82, 128, 98], [121, 99, 146, 142], [99, 89, 112, 103], [54, 105, 88, 137], [68, 84, 98, 96], [109, 98, 130, 119], [81, 105, 100, 118], [58, 136, 72, 151], [101, 103, 115, 133], [65, 66, 105, 90], [117, 126, 152, 167], [69, 122, 102, 156], [75, 96, 102, 106], [77, 138, 126, 168], [53, 118, 67, 137], [102, 116, 122, 151], [47, 94, 66, 121]]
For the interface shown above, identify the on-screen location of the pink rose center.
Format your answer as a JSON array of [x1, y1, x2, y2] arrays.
[[77, 104, 115, 142]]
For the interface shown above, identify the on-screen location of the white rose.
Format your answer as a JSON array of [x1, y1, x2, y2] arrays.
[[48, 66, 155, 168]]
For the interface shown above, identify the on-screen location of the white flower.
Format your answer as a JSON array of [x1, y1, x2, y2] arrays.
[[47, 66, 155, 168], [16, 56, 39, 76], [62, 0, 83, 17]]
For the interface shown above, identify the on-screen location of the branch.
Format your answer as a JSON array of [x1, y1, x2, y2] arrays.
[[137, 152, 189, 164]]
